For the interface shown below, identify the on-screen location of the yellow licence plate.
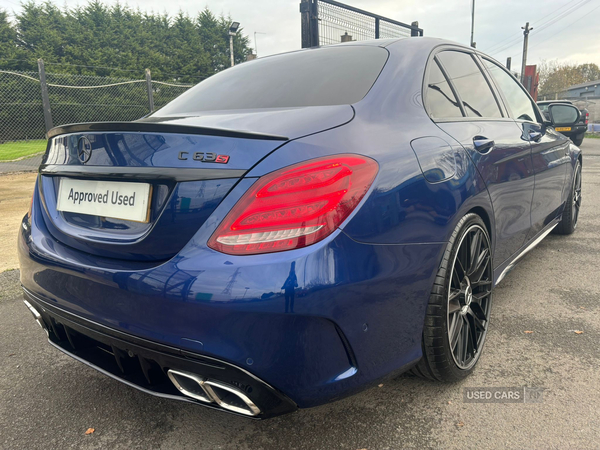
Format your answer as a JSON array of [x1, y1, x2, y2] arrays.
[[555, 127, 571, 132]]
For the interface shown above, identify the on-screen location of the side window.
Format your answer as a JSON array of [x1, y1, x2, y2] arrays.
[[482, 59, 537, 122], [424, 59, 464, 119], [437, 51, 503, 119]]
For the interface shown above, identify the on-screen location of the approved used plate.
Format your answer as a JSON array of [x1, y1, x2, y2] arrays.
[[56, 178, 152, 223]]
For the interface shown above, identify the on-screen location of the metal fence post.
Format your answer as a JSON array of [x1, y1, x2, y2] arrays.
[[411, 21, 421, 37], [37, 59, 53, 133], [310, 1, 319, 47], [145, 68, 154, 113], [375, 18, 380, 39], [300, 0, 319, 48], [300, 0, 311, 48]]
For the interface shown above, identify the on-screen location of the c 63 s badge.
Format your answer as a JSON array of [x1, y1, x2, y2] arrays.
[[178, 151, 230, 164]]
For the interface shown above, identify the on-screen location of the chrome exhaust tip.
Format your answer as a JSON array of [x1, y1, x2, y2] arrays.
[[23, 300, 46, 332], [167, 369, 261, 417], [167, 369, 213, 403], [202, 379, 261, 417]]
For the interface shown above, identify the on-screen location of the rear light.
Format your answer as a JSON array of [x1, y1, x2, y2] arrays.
[[208, 154, 379, 255], [585, 112, 589, 125]]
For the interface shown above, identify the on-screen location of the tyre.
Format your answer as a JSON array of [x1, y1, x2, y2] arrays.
[[555, 160, 582, 235], [412, 213, 493, 382], [572, 134, 584, 147]]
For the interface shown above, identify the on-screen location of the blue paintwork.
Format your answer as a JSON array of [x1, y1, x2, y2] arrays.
[[18, 37, 581, 410], [139, 105, 355, 139], [410, 137, 457, 183], [436, 120, 536, 266]]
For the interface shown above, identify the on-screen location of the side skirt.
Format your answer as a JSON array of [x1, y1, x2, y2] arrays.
[[494, 219, 559, 286]]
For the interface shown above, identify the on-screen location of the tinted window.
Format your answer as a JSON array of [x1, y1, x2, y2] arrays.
[[425, 60, 463, 119], [483, 59, 537, 122], [154, 47, 388, 114], [437, 51, 502, 118]]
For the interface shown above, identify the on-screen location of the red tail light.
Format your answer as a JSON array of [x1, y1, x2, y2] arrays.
[[585, 112, 589, 125], [208, 154, 379, 255]]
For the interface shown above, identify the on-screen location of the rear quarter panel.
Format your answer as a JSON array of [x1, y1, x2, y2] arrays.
[[248, 39, 495, 248]]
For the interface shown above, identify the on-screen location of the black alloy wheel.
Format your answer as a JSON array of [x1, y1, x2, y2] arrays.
[[555, 160, 582, 235], [411, 213, 493, 381], [572, 163, 582, 229], [447, 223, 493, 370]]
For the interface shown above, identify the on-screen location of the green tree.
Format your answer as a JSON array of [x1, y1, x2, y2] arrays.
[[539, 60, 600, 97], [2, 1, 253, 81], [0, 9, 25, 67]]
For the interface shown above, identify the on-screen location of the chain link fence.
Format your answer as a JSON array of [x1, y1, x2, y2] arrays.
[[0, 64, 193, 173]]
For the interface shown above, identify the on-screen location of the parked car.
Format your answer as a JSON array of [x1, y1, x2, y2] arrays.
[[537, 99, 588, 146], [19, 38, 582, 418]]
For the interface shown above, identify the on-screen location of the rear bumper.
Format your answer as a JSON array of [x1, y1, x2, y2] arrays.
[[18, 192, 445, 411], [561, 125, 587, 137], [22, 289, 296, 418]]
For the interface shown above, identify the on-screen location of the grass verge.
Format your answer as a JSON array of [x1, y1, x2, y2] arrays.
[[0, 140, 46, 161], [584, 132, 600, 139]]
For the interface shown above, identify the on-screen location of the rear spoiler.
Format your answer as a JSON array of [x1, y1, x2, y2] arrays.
[[46, 121, 289, 141]]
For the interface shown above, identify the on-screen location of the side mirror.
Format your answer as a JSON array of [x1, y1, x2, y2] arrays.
[[547, 103, 580, 127]]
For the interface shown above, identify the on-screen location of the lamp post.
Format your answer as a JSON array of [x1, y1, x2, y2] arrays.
[[229, 21, 240, 67]]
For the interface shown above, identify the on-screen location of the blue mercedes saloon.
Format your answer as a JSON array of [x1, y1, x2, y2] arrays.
[[19, 37, 582, 418]]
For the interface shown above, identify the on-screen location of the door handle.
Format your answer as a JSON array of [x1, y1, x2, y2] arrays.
[[473, 136, 495, 154], [529, 131, 543, 142]]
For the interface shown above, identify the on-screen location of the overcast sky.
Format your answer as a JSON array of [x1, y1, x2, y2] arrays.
[[1, 0, 599, 73]]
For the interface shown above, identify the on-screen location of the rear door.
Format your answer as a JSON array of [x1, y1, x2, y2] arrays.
[[426, 49, 535, 267], [480, 58, 570, 238]]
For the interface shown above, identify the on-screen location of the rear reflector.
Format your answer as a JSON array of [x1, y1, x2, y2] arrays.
[[208, 154, 378, 255]]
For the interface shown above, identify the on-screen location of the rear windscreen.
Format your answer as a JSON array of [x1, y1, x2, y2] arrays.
[[154, 46, 389, 114]]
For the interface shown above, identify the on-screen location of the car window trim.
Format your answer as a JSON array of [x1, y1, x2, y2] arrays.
[[438, 49, 504, 119], [471, 54, 508, 118], [424, 46, 505, 123], [422, 56, 466, 120], [479, 56, 543, 125], [478, 56, 514, 118]]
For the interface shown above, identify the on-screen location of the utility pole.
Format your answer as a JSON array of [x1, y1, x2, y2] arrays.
[[470, 0, 476, 48], [254, 32, 266, 57], [520, 22, 532, 84]]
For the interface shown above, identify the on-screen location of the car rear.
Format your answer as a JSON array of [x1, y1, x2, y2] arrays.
[[19, 44, 429, 418]]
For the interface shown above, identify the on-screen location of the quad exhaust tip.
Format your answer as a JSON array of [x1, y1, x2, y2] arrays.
[[167, 369, 261, 417], [23, 298, 261, 417]]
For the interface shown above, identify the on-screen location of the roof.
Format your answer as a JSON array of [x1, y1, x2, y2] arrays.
[[566, 79, 600, 90]]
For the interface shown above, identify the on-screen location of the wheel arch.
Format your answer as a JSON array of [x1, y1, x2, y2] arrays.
[[467, 206, 493, 246]]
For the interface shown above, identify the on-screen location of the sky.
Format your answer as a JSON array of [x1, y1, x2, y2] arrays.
[[1, 0, 599, 74]]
